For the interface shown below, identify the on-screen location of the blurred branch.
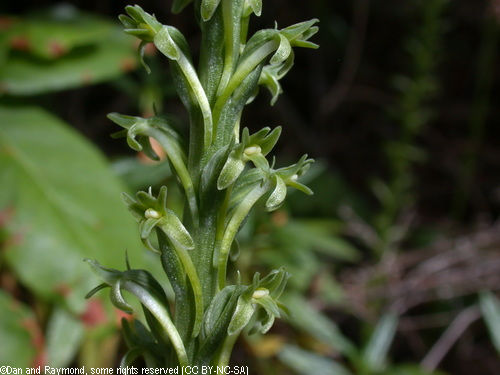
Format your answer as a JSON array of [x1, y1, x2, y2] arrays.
[[421, 305, 481, 372], [341, 222, 500, 318]]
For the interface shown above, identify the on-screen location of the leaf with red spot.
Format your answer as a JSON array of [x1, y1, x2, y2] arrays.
[[0, 5, 137, 95]]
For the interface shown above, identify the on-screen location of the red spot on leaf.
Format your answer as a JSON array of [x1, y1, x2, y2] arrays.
[[81, 70, 93, 85], [48, 40, 67, 58], [10, 35, 30, 51], [0, 82, 8, 94], [0, 206, 14, 227], [0, 17, 15, 31], [80, 299, 107, 328], [115, 308, 134, 327], [31, 351, 46, 368], [21, 318, 45, 355], [54, 283, 71, 297], [120, 57, 137, 72], [144, 43, 157, 56]]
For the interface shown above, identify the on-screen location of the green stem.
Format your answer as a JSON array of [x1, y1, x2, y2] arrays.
[[212, 40, 278, 138], [215, 333, 239, 367]]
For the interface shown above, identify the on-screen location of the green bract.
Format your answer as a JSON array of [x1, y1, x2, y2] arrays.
[[86, 0, 318, 368]]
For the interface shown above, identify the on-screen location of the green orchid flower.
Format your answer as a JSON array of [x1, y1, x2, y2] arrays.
[[218, 126, 282, 190]]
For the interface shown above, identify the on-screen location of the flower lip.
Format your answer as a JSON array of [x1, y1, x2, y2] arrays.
[[252, 288, 269, 299], [244, 145, 262, 157], [145, 208, 162, 219]]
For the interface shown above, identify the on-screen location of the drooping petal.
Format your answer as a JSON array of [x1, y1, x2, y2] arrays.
[[265, 175, 287, 211]]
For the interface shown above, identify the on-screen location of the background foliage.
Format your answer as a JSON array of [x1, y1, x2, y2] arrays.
[[1, 0, 500, 374]]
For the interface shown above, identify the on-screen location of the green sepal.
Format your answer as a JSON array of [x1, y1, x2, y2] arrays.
[[84, 283, 109, 299], [265, 175, 287, 211], [197, 285, 242, 365], [217, 150, 246, 190], [159, 211, 196, 251], [245, 0, 262, 17], [139, 217, 161, 240], [259, 53, 295, 105], [201, 144, 232, 195], [154, 26, 181, 60], [202, 285, 238, 340], [201, 0, 222, 21], [110, 278, 134, 314], [137, 40, 152, 74], [280, 19, 320, 49], [259, 267, 290, 299], [270, 33, 292, 65], [227, 293, 255, 336], [226, 168, 266, 215], [121, 192, 145, 222], [249, 306, 275, 334], [84, 258, 122, 287], [121, 5, 162, 39], [254, 294, 280, 318]]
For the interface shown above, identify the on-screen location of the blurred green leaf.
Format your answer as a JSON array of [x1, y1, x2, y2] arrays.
[[0, 106, 157, 311], [479, 291, 500, 354], [0, 5, 136, 95], [287, 219, 360, 261], [278, 344, 352, 375], [111, 157, 172, 193], [46, 307, 84, 367], [282, 294, 356, 358], [361, 313, 399, 373], [0, 290, 39, 367]]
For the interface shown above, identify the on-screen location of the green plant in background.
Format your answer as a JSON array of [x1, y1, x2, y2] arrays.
[[0, 5, 153, 368], [85, 0, 318, 368], [370, 0, 447, 257]]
